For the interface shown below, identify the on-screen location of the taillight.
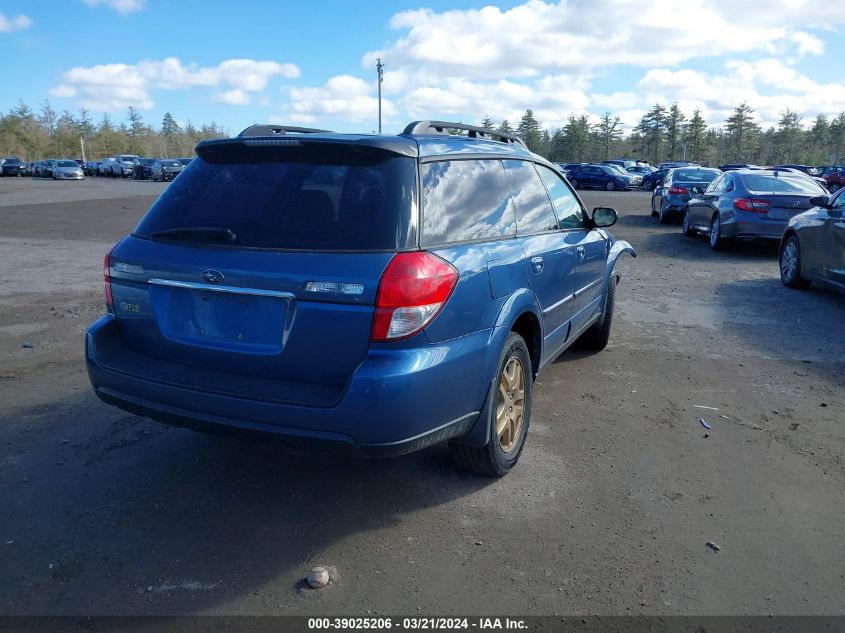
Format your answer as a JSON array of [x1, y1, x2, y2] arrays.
[[668, 186, 688, 195], [371, 251, 458, 342], [734, 198, 770, 213], [103, 246, 115, 311]]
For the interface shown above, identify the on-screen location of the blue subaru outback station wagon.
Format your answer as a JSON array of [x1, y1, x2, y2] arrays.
[[86, 120, 635, 476]]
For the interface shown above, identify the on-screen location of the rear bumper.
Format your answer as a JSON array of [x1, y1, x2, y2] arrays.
[[85, 315, 491, 456], [721, 217, 787, 241]]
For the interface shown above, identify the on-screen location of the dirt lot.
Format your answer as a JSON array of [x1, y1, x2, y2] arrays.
[[0, 178, 843, 616]]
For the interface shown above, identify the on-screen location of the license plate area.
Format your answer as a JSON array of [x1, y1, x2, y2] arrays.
[[149, 281, 294, 355]]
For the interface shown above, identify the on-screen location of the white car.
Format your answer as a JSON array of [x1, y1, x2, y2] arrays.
[[111, 154, 140, 178], [52, 159, 85, 180]]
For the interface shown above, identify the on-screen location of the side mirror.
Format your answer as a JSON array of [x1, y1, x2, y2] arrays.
[[592, 207, 618, 228], [810, 195, 831, 209]]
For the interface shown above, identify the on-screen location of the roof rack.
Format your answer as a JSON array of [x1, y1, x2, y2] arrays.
[[402, 120, 526, 148], [237, 124, 332, 138]]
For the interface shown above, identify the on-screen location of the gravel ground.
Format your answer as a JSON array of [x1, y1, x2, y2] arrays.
[[0, 182, 843, 616]]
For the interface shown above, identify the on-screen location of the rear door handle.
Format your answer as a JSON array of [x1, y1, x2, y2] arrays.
[[530, 256, 544, 273], [576, 246, 586, 261]]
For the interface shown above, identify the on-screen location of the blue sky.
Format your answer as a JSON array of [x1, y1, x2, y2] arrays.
[[2, 0, 844, 134]]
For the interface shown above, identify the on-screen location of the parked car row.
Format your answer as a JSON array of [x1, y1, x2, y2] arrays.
[[646, 165, 843, 295], [4, 155, 194, 181]]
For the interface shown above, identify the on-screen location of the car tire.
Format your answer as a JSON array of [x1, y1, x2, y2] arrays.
[[651, 198, 658, 217], [829, 183, 841, 193], [606, 180, 616, 191], [658, 204, 670, 224], [449, 332, 532, 477], [780, 234, 811, 289], [577, 276, 616, 352], [682, 209, 695, 236], [570, 179, 579, 189], [709, 214, 726, 251], [643, 180, 654, 191]]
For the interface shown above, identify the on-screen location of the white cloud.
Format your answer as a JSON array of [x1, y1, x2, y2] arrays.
[[51, 57, 300, 111], [637, 59, 845, 129], [304, 0, 841, 132], [0, 12, 33, 32], [81, 0, 145, 14], [363, 0, 836, 80], [215, 89, 250, 106], [287, 75, 397, 124]]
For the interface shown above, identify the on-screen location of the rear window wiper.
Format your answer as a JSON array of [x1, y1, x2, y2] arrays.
[[149, 226, 238, 243]]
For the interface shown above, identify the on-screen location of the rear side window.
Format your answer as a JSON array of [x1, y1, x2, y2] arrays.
[[502, 160, 558, 234], [741, 174, 826, 195], [134, 146, 417, 251], [421, 159, 515, 246], [536, 164, 585, 230]]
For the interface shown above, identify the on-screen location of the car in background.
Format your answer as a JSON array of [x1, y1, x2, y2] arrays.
[[718, 163, 760, 172], [651, 167, 721, 223], [0, 157, 23, 176], [177, 157, 193, 167], [98, 158, 115, 177], [566, 163, 640, 191], [85, 120, 636, 477], [132, 157, 156, 180], [772, 164, 819, 176], [83, 161, 98, 176], [42, 159, 58, 178], [641, 168, 669, 191], [817, 166, 842, 178], [682, 169, 828, 250], [780, 190, 845, 294], [111, 155, 140, 178], [626, 165, 655, 176], [822, 168, 845, 194], [659, 161, 699, 170], [52, 159, 85, 180], [151, 159, 183, 182], [20, 162, 33, 176]]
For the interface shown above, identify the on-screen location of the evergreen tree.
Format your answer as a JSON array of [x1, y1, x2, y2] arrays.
[[724, 103, 760, 163], [516, 109, 542, 152], [497, 119, 514, 134], [595, 112, 622, 160], [665, 103, 686, 160], [773, 109, 803, 163], [684, 108, 707, 164], [480, 114, 495, 130]]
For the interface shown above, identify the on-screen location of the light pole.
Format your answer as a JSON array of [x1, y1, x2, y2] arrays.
[[376, 58, 384, 134]]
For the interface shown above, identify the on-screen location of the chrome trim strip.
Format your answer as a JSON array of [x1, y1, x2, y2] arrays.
[[574, 277, 602, 298], [148, 278, 295, 300], [542, 293, 574, 314]]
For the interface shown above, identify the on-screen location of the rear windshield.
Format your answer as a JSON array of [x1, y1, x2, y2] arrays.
[[674, 169, 720, 182], [741, 174, 826, 195], [134, 145, 417, 251], [58, 160, 77, 167]]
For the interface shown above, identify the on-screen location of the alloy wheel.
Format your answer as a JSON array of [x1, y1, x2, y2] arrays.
[[496, 356, 525, 453], [781, 241, 798, 281]]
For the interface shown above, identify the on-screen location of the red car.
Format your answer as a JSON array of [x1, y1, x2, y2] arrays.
[[823, 168, 845, 193]]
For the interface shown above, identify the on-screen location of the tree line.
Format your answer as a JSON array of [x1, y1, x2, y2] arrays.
[[492, 103, 845, 167], [2, 98, 844, 167], [0, 100, 228, 161]]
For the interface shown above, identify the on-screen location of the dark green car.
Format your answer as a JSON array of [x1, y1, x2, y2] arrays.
[[780, 189, 845, 293]]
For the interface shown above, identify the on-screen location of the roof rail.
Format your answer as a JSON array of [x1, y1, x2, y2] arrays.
[[402, 120, 527, 148], [237, 124, 332, 138]]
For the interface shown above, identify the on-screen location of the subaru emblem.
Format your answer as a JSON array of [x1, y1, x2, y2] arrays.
[[792, 201, 800, 208], [201, 269, 225, 284]]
